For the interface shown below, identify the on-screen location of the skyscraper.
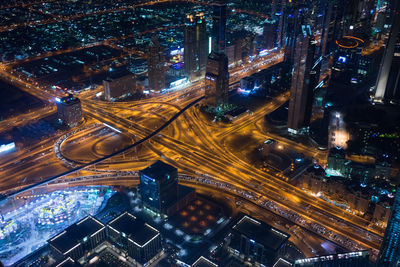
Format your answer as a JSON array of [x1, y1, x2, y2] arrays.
[[184, 13, 207, 82], [287, 25, 317, 134], [378, 187, 400, 266], [204, 51, 229, 106], [212, 0, 227, 53], [263, 20, 277, 50], [139, 160, 178, 215], [147, 35, 165, 92], [374, 0, 400, 103]]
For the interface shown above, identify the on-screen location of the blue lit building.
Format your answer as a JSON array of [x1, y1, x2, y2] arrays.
[[139, 160, 178, 215], [378, 187, 400, 266]]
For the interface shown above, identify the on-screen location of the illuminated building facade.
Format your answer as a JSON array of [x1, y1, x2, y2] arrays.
[[212, 0, 227, 53], [378, 187, 400, 266], [108, 212, 161, 265], [205, 51, 229, 106], [374, 0, 400, 103], [139, 160, 178, 215], [287, 25, 316, 134], [147, 35, 165, 92], [184, 13, 207, 82], [56, 94, 82, 128]]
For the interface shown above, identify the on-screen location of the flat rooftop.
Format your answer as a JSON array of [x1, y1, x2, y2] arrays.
[[192, 256, 218, 267], [140, 160, 177, 180], [55, 257, 78, 267], [233, 216, 289, 252], [49, 216, 104, 255], [273, 258, 293, 267], [108, 212, 159, 247]]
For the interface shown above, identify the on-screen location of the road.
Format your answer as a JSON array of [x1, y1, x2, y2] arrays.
[[0, 0, 386, 261]]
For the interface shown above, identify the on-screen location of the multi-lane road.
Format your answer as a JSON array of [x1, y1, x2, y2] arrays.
[[0, 2, 386, 262]]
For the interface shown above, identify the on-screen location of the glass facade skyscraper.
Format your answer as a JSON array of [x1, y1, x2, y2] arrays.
[[212, 0, 227, 53]]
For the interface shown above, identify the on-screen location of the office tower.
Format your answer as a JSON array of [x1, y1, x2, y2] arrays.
[[287, 25, 316, 134], [184, 13, 207, 82], [147, 35, 165, 92], [263, 20, 277, 50], [139, 160, 178, 215], [374, 0, 400, 103], [320, 0, 334, 56], [212, 0, 227, 53], [283, 5, 305, 65], [205, 51, 229, 106], [294, 251, 370, 266], [56, 94, 82, 128], [103, 69, 136, 101], [378, 187, 400, 265]]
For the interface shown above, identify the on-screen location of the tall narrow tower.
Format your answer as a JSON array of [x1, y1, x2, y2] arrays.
[[205, 52, 229, 106], [147, 35, 165, 92], [374, 0, 400, 102], [212, 0, 227, 53], [287, 25, 317, 134], [184, 13, 207, 82]]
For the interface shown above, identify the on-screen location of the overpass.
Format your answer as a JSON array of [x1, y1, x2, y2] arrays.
[[0, 96, 204, 201]]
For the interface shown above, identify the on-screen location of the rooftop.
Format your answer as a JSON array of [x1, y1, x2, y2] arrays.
[[233, 216, 289, 252], [54, 257, 78, 267], [192, 256, 218, 267], [139, 160, 177, 181], [49, 216, 104, 255], [273, 258, 293, 267], [108, 212, 159, 247], [57, 94, 80, 105]]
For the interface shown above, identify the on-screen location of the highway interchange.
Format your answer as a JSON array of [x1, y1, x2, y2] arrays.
[[0, 0, 386, 262]]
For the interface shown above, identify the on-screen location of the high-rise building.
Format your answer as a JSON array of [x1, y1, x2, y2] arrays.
[[147, 35, 165, 92], [294, 251, 370, 266], [287, 25, 317, 134], [378, 187, 400, 265], [139, 160, 178, 215], [212, 0, 227, 53], [204, 51, 229, 106], [184, 13, 207, 82], [282, 6, 302, 65], [56, 94, 82, 128], [263, 20, 277, 50], [374, 0, 400, 103]]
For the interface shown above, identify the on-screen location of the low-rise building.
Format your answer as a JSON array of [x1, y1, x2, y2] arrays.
[[48, 216, 106, 261], [227, 215, 289, 266], [107, 212, 161, 265]]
